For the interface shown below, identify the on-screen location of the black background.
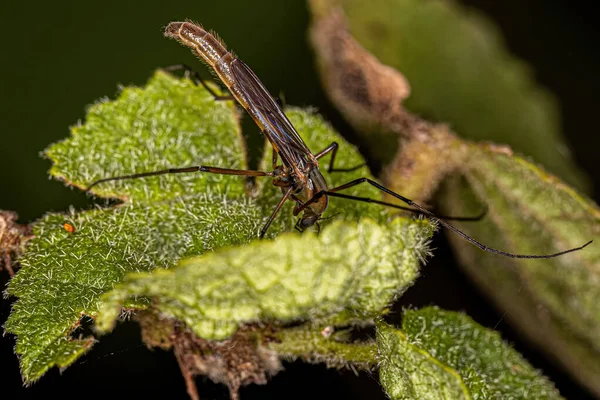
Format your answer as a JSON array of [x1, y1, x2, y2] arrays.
[[1, 1, 599, 399]]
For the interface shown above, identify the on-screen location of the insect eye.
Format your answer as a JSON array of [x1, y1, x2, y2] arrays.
[[300, 215, 318, 229]]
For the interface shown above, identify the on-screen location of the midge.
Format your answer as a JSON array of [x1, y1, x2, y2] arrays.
[[87, 21, 592, 259]]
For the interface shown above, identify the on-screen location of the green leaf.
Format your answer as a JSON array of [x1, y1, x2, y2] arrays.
[[96, 217, 433, 340], [5, 71, 432, 382], [309, 0, 589, 192], [47, 70, 247, 202], [439, 143, 600, 395], [269, 324, 377, 369], [5, 71, 256, 382], [377, 307, 563, 399]]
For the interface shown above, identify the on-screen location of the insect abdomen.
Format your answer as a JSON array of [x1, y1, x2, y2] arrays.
[[164, 22, 236, 88]]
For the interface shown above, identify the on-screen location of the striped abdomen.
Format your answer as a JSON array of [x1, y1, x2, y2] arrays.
[[164, 21, 250, 110]]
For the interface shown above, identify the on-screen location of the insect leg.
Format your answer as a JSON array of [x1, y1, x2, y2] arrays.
[[298, 191, 485, 221], [299, 178, 592, 259], [260, 186, 294, 238], [86, 166, 273, 191], [162, 64, 234, 101], [314, 143, 485, 220], [314, 142, 364, 173]]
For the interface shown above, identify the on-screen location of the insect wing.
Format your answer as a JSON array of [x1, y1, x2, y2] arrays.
[[230, 59, 313, 158]]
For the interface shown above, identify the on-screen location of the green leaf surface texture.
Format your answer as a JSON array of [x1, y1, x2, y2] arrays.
[[441, 143, 600, 394], [377, 307, 563, 399], [96, 217, 432, 339]]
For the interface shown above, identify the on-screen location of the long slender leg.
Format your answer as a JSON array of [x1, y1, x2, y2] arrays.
[[86, 166, 273, 191], [260, 186, 294, 238], [313, 143, 484, 221], [295, 191, 485, 221], [315, 142, 364, 173], [163, 64, 234, 101], [298, 178, 592, 259]]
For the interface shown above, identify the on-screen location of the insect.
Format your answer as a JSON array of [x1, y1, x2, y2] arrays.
[[87, 21, 591, 259], [63, 223, 76, 234]]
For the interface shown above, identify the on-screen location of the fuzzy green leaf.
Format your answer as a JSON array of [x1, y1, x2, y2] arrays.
[[46, 71, 247, 202], [269, 324, 377, 369], [310, 0, 589, 191], [96, 217, 433, 339], [5, 71, 432, 382], [440, 143, 600, 395], [377, 307, 563, 399], [5, 71, 256, 382]]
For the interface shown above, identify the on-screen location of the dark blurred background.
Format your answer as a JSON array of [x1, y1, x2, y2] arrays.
[[1, 1, 599, 399]]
